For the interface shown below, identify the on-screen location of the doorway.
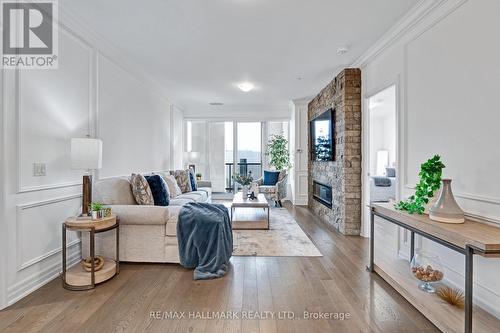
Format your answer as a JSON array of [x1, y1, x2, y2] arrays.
[[362, 84, 397, 236]]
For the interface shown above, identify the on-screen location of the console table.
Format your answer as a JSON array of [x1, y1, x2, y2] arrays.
[[369, 203, 500, 333]]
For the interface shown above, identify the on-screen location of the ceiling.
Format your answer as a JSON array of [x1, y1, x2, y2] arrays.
[[62, 0, 418, 117]]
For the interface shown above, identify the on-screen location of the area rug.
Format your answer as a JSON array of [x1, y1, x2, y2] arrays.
[[232, 207, 322, 257]]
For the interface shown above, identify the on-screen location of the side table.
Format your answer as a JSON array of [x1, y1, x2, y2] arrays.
[[62, 215, 119, 290]]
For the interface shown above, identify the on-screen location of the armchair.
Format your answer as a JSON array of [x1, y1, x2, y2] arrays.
[[252, 170, 288, 207]]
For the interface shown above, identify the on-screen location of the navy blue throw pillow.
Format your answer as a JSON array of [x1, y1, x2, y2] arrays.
[[145, 175, 169, 206], [263, 171, 280, 186], [188, 170, 197, 191]]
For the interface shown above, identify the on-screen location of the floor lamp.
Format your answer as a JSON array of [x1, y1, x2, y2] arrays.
[[71, 137, 103, 216]]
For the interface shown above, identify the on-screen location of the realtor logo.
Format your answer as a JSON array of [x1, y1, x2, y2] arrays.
[[2, 0, 58, 69]]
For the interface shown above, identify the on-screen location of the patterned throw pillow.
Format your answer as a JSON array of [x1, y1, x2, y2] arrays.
[[144, 175, 170, 206], [130, 174, 154, 205], [170, 170, 192, 193]]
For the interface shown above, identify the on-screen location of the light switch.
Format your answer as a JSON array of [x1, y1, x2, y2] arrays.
[[33, 163, 46, 177]]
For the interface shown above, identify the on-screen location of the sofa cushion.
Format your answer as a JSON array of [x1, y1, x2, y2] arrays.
[[263, 170, 280, 185], [130, 174, 154, 205], [177, 192, 206, 202], [170, 170, 192, 193], [93, 177, 136, 205], [169, 198, 196, 206], [145, 175, 170, 206], [109, 205, 169, 225]]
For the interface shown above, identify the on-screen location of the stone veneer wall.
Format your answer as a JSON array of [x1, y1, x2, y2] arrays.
[[308, 68, 361, 235]]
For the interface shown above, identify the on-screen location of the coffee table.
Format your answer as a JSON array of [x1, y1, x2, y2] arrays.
[[231, 192, 270, 230]]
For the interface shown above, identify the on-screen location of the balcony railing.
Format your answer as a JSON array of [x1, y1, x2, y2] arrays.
[[225, 162, 262, 192]]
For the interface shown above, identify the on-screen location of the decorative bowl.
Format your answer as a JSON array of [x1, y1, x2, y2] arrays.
[[410, 251, 444, 293]]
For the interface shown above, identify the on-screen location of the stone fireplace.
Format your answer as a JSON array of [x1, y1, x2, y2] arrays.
[[308, 68, 361, 235]]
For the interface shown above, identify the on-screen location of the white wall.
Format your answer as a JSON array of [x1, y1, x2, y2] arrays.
[[0, 9, 182, 308], [356, 0, 500, 318]]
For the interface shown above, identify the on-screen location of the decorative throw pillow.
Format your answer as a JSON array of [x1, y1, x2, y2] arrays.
[[130, 174, 154, 205], [386, 167, 396, 178], [144, 175, 169, 206], [263, 170, 281, 186], [163, 174, 182, 198], [170, 170, 192, 193], [188, 169, 198, 191]]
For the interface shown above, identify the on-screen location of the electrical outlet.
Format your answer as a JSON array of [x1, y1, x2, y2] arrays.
[[33, 163, 46, 177]]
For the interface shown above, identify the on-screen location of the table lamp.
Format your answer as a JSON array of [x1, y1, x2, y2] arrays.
[[71, 137, 102, 216]]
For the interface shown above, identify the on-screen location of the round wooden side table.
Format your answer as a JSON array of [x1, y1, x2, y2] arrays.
[[62, 215, 119, 290]]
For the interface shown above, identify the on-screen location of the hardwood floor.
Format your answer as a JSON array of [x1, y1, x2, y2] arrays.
[[0, 204, 439, 333]]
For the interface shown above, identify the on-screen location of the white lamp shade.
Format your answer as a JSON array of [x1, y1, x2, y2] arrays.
[[71, 138, 103, 170]]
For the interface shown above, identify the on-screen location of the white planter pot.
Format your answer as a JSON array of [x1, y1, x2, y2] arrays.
[[242, 185, 249, 199]]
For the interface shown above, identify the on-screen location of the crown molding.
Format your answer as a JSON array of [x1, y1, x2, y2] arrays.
[[351, 0, 445, 68]]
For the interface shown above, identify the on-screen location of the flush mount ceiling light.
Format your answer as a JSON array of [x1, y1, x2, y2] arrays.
[[237, 82, 254, 92], [336, 46, 349, 56]]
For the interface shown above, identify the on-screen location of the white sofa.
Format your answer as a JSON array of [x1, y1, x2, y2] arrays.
[[82, 174, 212, 263]]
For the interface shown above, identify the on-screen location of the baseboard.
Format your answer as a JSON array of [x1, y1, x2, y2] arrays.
[[292, 198, 308, 206], [6, 250, 81, 307]]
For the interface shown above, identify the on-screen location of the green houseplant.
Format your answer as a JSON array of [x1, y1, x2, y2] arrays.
[[266, 134, 291, 170], [90, 202, 104, 220], [395, 155, 445, 214]]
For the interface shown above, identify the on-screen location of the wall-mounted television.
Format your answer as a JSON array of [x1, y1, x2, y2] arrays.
[[310, 108, 335, 161]]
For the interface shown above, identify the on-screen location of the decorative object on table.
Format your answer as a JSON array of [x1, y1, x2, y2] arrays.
[[248, 191, 257, 200], [71, 136, 103, 216], [196, 173, 202, 181], [437, 286, 465, 309], [232, 173, 253, 198], [429, 179, 465, 223], [103, 207, 112, 218], [266, 134, 291, 170], [410, 250, 444, 293], [395, 155, 445, 214], [81, 255, 105, 272], [90, 202, 104, 220]]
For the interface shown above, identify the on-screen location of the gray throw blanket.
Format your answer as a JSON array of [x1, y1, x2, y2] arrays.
[[373, 176, 392, 187], [177, 202, 233, 280]]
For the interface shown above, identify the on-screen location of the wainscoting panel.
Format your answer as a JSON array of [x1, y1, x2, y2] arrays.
[[16, 194, 82, 272], [17, 26, 92, 193]]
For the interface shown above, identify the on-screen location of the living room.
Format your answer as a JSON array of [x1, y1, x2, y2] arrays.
[[1, 1, 500, 333]]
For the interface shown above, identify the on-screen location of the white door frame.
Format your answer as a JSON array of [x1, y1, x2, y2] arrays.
[[361, 78, 401, 239]]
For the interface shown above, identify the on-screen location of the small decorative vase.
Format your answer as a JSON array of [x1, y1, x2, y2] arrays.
[[429, 179, 465, 224], [92, 210, 103, 220], [241, 185, 249, 199]]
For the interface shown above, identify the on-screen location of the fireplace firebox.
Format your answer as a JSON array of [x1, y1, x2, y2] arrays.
[[313, 181, 332, 208]]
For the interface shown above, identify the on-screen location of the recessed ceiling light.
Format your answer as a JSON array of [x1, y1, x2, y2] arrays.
[[238, 82, 254, 92], [296, 77, 303, 81], [209, 102, 224, 106], [336, 46, 349, 56]]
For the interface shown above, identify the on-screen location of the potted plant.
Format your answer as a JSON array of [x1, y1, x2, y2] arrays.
[[266, 134, 291, 170], [90, 202, 104, 220], [232, 173, 253, 198], [395, 155, 445, 214], [196, 173, 202, 181]]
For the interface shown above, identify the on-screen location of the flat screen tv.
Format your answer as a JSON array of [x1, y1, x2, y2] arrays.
[[310, 108, 335, 161]]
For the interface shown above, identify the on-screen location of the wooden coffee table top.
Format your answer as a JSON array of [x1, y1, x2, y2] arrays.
[[232, 192, 269, 208]]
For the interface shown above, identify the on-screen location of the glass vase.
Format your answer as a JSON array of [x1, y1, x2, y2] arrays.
[[410, 251, 444, 293]]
